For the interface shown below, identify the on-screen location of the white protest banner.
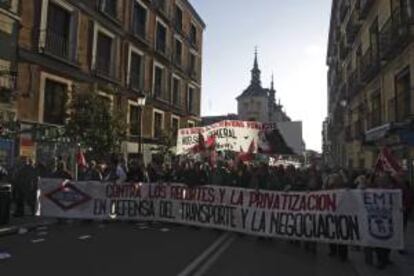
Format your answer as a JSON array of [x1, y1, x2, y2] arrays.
[[176, 120, 302, 155], [37, 179, 404, 249]]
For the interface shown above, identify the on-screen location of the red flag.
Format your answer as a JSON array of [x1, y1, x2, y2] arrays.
[[239, 140, 256, 162], [374, 147, 403, 177], [206, 135, 216, 150], [76, 150, 87, 168]]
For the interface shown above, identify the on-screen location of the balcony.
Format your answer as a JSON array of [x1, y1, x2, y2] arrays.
[[131, 23, 150, 46], [130, 73, 143, 93], [346, 10, 362, 44], [155, 40, 171, 60], [360, 46, 380, 83], [359, 0, 375, 20], [95, 57, 116, 80], [40, 29, 77, 64], [348, 70, 362, 99], [152, 0, 170, 21], [379, 9, 412, 61]]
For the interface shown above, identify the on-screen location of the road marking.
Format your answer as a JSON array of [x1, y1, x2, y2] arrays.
[[160, 228, 170, 232], [139, 226, 149, 230], [177, 233, 231, 276], [18, 228, 28, 235], [0, 252, 11, 260], [31, 238, 46, 244], [193, 236, 236, 276], [37, 231, 48, 236], [78, 235, 92, 240], [36, 226, 48, 231]]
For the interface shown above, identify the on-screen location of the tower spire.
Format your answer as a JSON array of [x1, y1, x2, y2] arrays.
[[251, 46, 261, 86], [271, 72, 274, 91]]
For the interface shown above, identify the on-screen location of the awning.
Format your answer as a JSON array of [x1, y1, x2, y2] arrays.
[[365, 123, 392, 143]]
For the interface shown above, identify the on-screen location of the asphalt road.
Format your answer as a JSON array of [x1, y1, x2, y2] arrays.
[[0, 222, 361, 276]]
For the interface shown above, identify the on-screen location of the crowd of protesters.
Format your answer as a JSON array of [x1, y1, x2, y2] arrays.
[[2, 153, 414, 270]]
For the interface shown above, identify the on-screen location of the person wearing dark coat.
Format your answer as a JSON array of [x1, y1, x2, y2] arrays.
[[85, 161, 103, 181], [52, 161, 73, 180], [13, 158, 37, 217]]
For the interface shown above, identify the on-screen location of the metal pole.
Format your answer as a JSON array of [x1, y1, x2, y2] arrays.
[[138, 106, 142, 156]]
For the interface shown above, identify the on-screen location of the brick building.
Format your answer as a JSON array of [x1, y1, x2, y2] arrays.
[[326, 0, 414, 172], [0, 0, 19, 166], [14, 0, 204, 165]]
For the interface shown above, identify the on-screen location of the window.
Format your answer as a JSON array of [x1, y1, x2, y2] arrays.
[[153, 111, 164, 138], [187, 86, 195, 113], [43, 79, 67, 125], [100, 0, 117, 18], [129, 105, 141, 136], [156, 21, 167, 53], [155, 0, 166, 12], [129, 49, 143, 91], [45, 2, 71, 59], [174, 38, 182, 65], [171, 116, 179, 138], [132, 1, 147, 38], [190, 24, 197, 46], [93, 24, 117, 79], [189, 53, 197, 77], [187, 120, 195, 128], [174, 5, 183, 31], [153, 64, 164, 98], [172, 77, 180, 106]]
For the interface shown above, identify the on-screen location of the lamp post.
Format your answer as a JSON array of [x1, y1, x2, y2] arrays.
[[137, 95, 146, 157]]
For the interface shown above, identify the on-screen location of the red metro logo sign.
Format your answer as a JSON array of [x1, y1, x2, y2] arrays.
[[45, 181, 92, 211]]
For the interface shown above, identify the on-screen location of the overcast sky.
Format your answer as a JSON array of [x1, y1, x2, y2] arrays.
[[190, 0, 331, 152]]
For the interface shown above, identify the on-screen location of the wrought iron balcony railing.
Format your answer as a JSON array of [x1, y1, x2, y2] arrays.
[[360, 46, 380, 83], [40, 29, 77, 63], [95, 57, 116, 79], [379, 8, 412, 61]]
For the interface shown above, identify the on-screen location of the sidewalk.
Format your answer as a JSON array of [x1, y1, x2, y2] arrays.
[[350, 221, 414, 276]]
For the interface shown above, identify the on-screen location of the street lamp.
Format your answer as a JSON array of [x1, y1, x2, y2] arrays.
[[137, 95, 146, 157]]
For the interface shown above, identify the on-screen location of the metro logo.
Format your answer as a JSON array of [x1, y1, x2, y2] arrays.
[[45, 181, 91, 211]]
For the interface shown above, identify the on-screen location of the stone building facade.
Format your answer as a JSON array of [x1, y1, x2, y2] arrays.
[[326, 0, 414, 172], [0, 0, 19, 166], [13, 0, 204, 165]]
